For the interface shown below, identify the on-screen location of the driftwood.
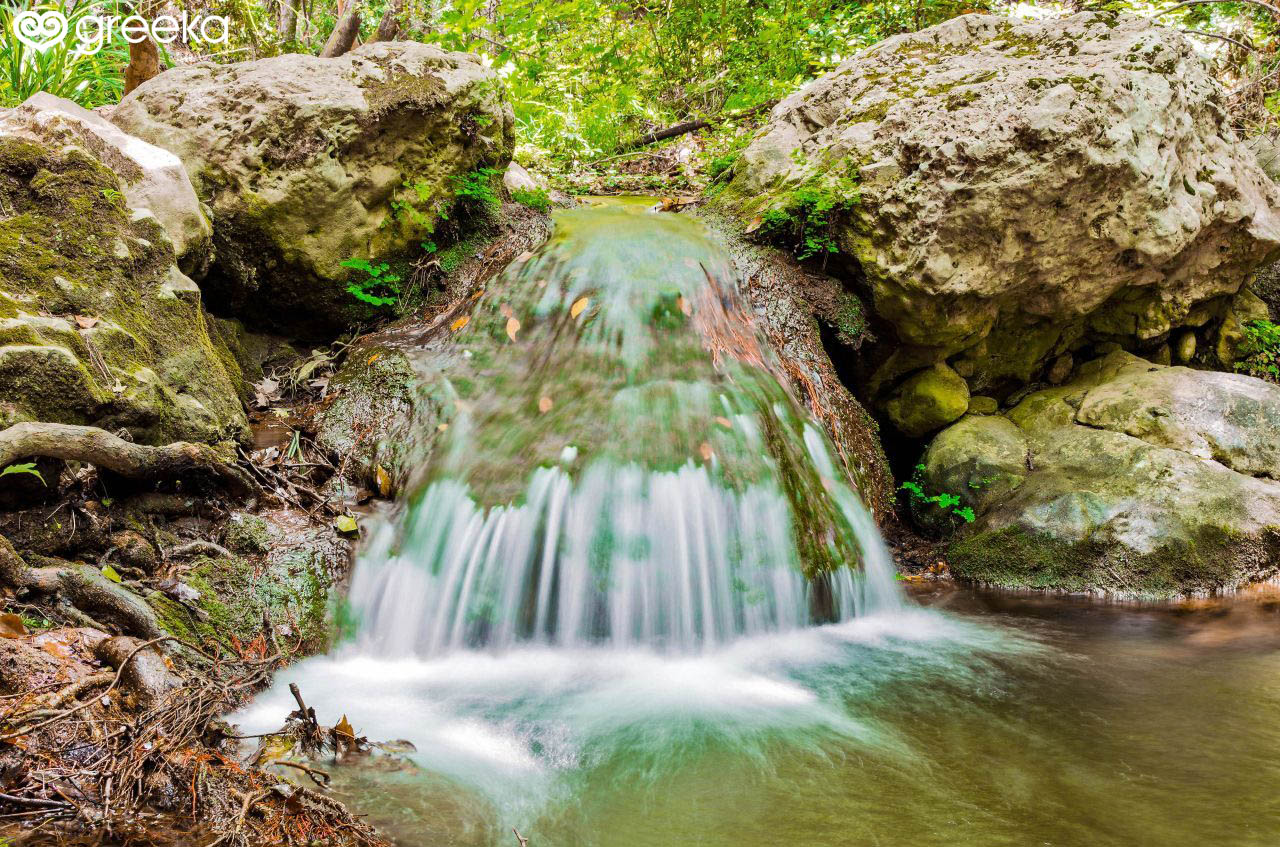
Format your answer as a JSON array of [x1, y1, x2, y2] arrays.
[[320, 11, 362, 57], [0, 422, 257, 498], [622, 99, 778, 150]]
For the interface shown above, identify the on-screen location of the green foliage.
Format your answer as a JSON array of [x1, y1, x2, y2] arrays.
[[901, 464, 975, 523], [1235, 319, 1280, 382], [0, 1, 129, 108], [1, 462, 45, 485], [758, 178, 860, 260], [510, 186, 551, 212], [451, 167, 504, 216], [341, 257, 403, 308]]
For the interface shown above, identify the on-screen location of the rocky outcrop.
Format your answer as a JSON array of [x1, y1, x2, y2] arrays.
[[719, 12, 1280, 435], [922, 351, 1280, 595], [0, 97, 246, 444], [112, 42, 515, 335]]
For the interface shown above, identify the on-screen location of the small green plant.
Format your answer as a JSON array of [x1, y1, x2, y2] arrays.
[[1235, 319, 1280, 383], [900, 464, 975, 523], [757, 177, 860, 260], [1, 463, 45, 486], [341, 258, 402, 308], [510, 186, 551, 212], [451, 167, 504, 216]]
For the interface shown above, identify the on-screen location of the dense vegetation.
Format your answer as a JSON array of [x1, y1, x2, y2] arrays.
[[3, 0, 1279, 189]]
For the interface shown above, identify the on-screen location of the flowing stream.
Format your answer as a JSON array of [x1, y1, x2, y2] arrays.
[[235, 201, 1280, 846]]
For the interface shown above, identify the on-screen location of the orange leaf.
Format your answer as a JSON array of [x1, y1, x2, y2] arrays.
[[715, 416, 733, 429], [699, 442, 714, 462], [677, 295, 692, 317], [506, 317, 521, 341], [570, 297, 590, 319], [450, 315, 470, 332], [538, 396, 553, 414], [375, 464, 392, 498], [367, 352, 382, 365], [334, 714, 355, 740], [0, 612, 27, 639], [74, 315, 98, 330]]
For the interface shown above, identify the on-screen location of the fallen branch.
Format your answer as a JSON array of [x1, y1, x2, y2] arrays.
[[622, 99, 777, 150], [0, 422, 257, 499]]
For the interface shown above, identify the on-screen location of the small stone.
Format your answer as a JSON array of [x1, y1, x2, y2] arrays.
[[1047, 353, 1074, 385], [886, 363, 970, 438], [1175, 331, 1197, 363], [967, 395, 999, 415], [1150, 344, 1172, 366], [952, 359, 976, 378]]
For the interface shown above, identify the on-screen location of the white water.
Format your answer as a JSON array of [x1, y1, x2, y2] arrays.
[[346, 423, 900, 657]]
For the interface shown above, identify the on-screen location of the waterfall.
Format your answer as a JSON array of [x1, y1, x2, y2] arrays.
[[341, 201, 900, 656]]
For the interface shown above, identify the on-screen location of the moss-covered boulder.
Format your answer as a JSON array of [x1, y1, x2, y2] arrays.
[[111, 42, 515, 335], [925, 351, 1280, 595], [719, 12, 1280, 409], [885, 362, 969, 437], [0, 105, 246, 444]]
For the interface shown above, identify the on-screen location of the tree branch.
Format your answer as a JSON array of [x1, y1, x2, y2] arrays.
[[319, 11, 362, 58], [1153, 0, 1280, 20]]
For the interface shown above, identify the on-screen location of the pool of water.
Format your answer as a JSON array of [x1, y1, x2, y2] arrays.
[[232, 586, 1280, 847]]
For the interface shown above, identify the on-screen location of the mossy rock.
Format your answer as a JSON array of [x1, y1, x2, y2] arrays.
[[885, 363, 970, 437]]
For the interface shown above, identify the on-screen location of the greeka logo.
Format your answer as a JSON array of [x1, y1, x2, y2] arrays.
[[11, 5, 230, 54]]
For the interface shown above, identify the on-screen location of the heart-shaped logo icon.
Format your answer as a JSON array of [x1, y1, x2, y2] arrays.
[[13, 10, 69, 54]]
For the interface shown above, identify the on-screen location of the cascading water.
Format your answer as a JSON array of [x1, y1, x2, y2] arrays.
[[234, 201, 1280, 847], [343, 199, 899, 657]]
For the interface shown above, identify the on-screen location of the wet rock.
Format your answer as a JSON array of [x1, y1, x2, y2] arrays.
[[112, 42, 515, 335], [967, 395, 999, 415], [720, 12, 1280, 401], [0, 106, 246, 444], [928, 351, 1280, 595]]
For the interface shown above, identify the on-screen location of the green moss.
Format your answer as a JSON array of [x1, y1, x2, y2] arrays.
[[226, 513, 271, 554]]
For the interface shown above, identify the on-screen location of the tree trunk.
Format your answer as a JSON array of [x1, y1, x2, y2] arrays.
[[122, 37, 161, 95], [320, 11, 362, 57], [279, 0, 299, 47], [372, 0, 403, 41]]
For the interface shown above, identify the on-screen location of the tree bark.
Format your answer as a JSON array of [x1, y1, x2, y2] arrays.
[[278, 0, 299, 47], [122, 37, 161, 95], [372, 0, 403, 41], [0, 422, 257, 498], [622, 99, 778, 150], [319, 11, 362, 57]]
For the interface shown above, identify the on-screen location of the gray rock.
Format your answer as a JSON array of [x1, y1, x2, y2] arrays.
[[112, 42, 515, 334], [931, 351, 1280, 595], [720, 12, 1280, 399]]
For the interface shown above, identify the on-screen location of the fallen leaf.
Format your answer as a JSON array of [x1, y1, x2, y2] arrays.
[[375, 464, 392, 498], [715, 416, 733, 429], [73, 315, 98, 330], [745, 216, 764, 234], [538, 396, 553, 414], [40, 640, 72, 659], [570, 297, 590, 319], [515, 250, 534, 262], [334, 515, 359, 535], [699, 442, 714, 462], [0, 613, 27, 638], [367, 353, 382, 365], [101, 565, 122, 584], [334, 715, 356, 741], [506, 317, 521, 341], [437, 422, 449, 432], [450, 315, 470, 332], [677, 295, 692, 316], [500, 303, 515, 319]]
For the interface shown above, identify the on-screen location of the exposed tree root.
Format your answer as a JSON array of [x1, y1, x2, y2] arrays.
[[0, 422, 258, 500]]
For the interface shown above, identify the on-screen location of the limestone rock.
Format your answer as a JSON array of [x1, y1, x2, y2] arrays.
[[1, 93, 211, 271], [0, 112, 246, 444], [929, 351, 1280, 595], [721, 12, 1280, 399], [112, 42, 515, 334]]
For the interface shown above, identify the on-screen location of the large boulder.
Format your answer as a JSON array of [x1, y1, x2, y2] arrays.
[[923, 352, 1280, 595], [0, 100, 246, 444], [112, 42, 515, 335], [720, 12, 1280, 430]]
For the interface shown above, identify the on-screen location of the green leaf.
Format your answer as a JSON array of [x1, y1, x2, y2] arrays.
[[1, 463, 46, 486], [101, 565, 123, 584], [335, 515, 359, 535]]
